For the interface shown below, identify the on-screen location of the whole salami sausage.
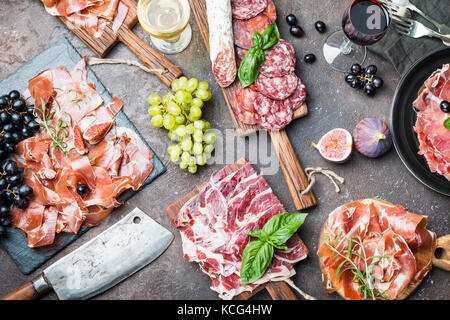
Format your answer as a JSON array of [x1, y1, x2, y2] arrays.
[[206, 0, 237, 87], [231, 0, 267, 20]]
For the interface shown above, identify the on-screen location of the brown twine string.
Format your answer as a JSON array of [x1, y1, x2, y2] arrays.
[[301, 167, 345, 195], [87, 57, 168, 75]]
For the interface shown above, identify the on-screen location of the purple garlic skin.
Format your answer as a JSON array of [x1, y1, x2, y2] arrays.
[[353, 118, 393, 158]]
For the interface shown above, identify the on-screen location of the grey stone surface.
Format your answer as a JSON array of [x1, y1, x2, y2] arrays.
[[0, 0, 448, 300]]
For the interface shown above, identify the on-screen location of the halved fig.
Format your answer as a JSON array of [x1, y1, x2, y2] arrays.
[[83, 120, 114, 145], [73, 124, 88, 155], [313, 128, 353, 163]]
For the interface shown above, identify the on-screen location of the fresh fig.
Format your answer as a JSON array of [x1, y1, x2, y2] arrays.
[[73, 124, 88, 155], [353, 118, 392, 158], [313, 128, 353, 163], [83, 120, 114, 145]]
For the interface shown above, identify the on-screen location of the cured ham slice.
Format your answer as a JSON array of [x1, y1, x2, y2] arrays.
[[318, 199, 436, 300], [40, 0, 128, 37], [172, 163, 308, 300], [11, 57, 153, 247], [413, 64, 450, 181]]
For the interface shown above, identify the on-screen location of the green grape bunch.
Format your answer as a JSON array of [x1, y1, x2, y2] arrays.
[[148, 77, 216, 174]]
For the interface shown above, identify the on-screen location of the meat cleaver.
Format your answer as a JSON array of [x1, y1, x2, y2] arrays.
[[2, 208, 173, 300]]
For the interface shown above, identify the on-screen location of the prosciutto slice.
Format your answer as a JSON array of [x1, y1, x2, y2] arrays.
[[172, 163, 308, 300], [413, 64, 450, 181], [40, 0, 128, 37], [12, 57, 153, 248], [318, 199, 436, 300]]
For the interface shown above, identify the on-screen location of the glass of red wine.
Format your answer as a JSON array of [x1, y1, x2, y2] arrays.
[[323, 0, 391, 72]]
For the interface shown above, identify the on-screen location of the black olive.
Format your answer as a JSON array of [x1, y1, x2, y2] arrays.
[[286, 14, 297, 26], [0, 96, 7, 110], [439, 100, 449, 113], [12, 98, 27, 112], [18, 185, 33, 197], [4, 161, 18, 176], [0, 217, 11, 227], [315, 21, 326, 33], [0, 111, 11, 124], [0, 205, 9, 218], [77, 183, 89, 196], [14, 195, 28, 210], [290, 25, 304, 37], [304, 54, 316, 64]]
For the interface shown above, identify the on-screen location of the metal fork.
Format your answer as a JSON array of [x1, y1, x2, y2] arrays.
[[380, 0, 450, 45], [391, 14, 450, 44]]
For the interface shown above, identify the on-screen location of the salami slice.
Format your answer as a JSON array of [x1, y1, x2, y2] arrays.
[[233, 14, 271, 49], [231, 0, 267, 20], [260, 39, 296, 78], [206, 0, 236, 87], [235, 47, 248, 66], [231, 83, 259, 125], [254, 94, 293, 130], [262, 0, 277, 23], [255, 73, 298, 100], [284, 78, 307, 111]]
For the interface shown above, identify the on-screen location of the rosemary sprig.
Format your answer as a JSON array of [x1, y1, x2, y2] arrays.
[[38, 98, 71, 155], [325, 233, 391, 300], [68, 90, 89, 110]]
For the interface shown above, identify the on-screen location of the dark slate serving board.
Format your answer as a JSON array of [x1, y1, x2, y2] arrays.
[[0, 37, 166, 275]]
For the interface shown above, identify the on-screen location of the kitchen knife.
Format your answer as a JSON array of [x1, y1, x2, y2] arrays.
[[2, 208, 173, 300]]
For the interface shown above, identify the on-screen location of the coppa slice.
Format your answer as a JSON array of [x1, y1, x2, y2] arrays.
[[231, 0, 267, 20], [233, 13, 272, 49], [255, 73, 298, 100], [260, 39, 296, 78], [231, 83, 259, 125]]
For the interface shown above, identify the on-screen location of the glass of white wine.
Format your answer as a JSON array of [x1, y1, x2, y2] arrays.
[[138, 0, 192, 54]]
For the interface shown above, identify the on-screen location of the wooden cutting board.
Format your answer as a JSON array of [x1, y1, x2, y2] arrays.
[[189, 0, 316, 211], [54, 0, 182, 87], [165, 158, 309, 300]]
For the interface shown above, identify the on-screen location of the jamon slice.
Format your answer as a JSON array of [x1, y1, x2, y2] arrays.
[[172, 162, 308, 300], [413, 64, 450, 181]]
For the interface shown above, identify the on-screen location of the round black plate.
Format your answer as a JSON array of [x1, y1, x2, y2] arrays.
[[391, 47, 450, 196]]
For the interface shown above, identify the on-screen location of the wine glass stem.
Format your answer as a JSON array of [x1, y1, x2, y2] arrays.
[[340, 38, 353, 55], [165, 35, 181, 44]]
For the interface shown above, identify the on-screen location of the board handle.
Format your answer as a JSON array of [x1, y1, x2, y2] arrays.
[[118, 25, 183, 87], [432, 235, 450, 271], [265, 282, 299, 300], [269, 130, 317, 210]]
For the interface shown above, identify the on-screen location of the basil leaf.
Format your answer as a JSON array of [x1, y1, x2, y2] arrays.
[[238, 48, 264, 88], [263, 213, 307, 246], [252, 30, 264, 49], [240, 240, 274, 286], [261, 24, 280, 50], [444, 118, 450, 130], [247, 229, 268, 241]]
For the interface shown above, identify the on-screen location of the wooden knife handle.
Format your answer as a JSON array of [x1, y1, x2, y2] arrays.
[[432, 235, 450, 271], [118, 25, 183, 87], [266, 282, 299, 300], [2, 282, 40, 300], [2, 275, 50, 300], [269, 130, 317, 210]]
